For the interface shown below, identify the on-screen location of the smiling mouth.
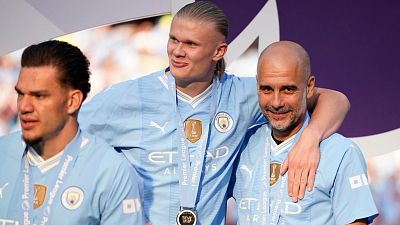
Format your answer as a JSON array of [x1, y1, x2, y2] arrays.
[[267, 111, 289, 120]]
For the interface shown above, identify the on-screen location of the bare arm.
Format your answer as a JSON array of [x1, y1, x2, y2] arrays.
[[305, 87, 350, 140], [281, 87, 350, 202]]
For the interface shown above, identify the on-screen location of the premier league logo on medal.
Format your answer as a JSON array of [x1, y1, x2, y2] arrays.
[[214, 112, 234, 133], [176, 209, 197, 225], [34, 184, 47, 209], [61, 186, 84, 210], [270, 162, 281, 186], [184, 119, 202, 143]]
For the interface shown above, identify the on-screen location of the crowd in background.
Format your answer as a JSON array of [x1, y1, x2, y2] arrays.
[[0, 15, 399, 224]]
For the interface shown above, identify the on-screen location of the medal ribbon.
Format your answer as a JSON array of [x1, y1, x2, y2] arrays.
[[168, 74, 219, 209], [264, 115, 310, 225], [261, 126, 271, 225], [8, 130, 82, 225]]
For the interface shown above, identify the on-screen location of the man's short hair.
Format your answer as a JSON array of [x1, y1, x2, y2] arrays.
[[21, 40, 91, 101]]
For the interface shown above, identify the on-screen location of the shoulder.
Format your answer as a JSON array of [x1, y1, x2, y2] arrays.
[[89, 70, 165, 99], [221, 72, 256, 89], [245, 123, 268, 141], [0, 131, 25, 160], [75, 131, 140, 190], [240, 123, 269, 155], [220, 72, 258, 106], [70, 131, 140, 195], [219, 72, 258, 110], [319, 133, 366, 170], [78, 131, 133, 170], [80, 70, 165, 118], [320, 133, 353, 155]]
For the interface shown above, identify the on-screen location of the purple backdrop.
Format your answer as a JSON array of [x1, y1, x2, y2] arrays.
[[211, 0, 400, 137]]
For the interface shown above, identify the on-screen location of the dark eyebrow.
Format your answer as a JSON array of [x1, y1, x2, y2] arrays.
[[29, 90, 50, 96], [281, 85, 298, 90], [259, 84, 272, 89], [14, 87, 50, 96], [169, 34, 199, 45]]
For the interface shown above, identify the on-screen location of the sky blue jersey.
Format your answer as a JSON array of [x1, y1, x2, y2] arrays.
[[79, 69, 264, 225], [231, 116, 378, 225], [0, 129, 145, 225]]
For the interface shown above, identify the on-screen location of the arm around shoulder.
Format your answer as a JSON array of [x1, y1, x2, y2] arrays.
[[282, 87, 350, 201]]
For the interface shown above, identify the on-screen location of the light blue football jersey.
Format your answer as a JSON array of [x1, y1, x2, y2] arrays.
[[0, 129, 145, 225], [79, 69, 264, 225], [231, 115, 378, 225]]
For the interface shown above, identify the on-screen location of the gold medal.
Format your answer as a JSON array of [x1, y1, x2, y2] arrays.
[[176, 209, 197, 225]]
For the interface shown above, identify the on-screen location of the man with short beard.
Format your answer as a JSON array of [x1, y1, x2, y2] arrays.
[[230, 41, 378, 225]]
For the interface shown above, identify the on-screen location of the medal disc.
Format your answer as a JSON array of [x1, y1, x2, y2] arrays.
[[176, 209, 197, 225]]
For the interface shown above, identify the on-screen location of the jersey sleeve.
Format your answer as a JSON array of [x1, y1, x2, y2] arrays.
[[79, 81, 142, 147], [100, 156, 145, 225], [331, 143, 378, 224]]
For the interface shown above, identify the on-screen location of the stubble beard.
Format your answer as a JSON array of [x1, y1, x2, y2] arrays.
[[22, 134, 42, 148]]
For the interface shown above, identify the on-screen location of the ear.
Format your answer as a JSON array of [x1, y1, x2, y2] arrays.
[[306, 75, 316, 99], [67, 90, 83, 115], [212, 42, 228, 61]]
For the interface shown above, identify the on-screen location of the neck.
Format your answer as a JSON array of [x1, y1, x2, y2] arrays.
[[34, 120, 78, 160], [167, 68, 215, 98], [175, 78, 213, 97], [272, 130, 296, 143], [272, 135, 284, 145]]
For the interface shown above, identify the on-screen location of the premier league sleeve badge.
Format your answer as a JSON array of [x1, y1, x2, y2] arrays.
[[176, 209, 197, 225]]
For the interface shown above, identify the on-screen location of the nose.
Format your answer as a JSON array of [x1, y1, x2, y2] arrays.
[[172, 43, 185, 57], [18, 95, 34, 114], [270, 92, 284, 109]]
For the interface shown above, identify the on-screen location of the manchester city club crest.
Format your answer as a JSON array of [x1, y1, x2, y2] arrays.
[[61, 186, 84, 210], [34, 184, 47, 209], [270, 162, 282, 186], [214, 112, 234, 133], [184, 119, 202, 143]]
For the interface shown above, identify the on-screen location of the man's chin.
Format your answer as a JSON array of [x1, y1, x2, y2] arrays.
[[269, 120, 290, 132], [22, 135, 41, 146]]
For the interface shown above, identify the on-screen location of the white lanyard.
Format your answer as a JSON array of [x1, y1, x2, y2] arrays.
[[168, 74, 219, 209], [9, 131, 81, 225]]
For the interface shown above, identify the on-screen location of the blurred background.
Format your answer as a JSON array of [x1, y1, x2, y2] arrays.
[[0, 15, 399, 225]]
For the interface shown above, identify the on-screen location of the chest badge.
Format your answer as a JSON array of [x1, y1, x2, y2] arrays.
[[184, 119, 202, 143], [61, 186, 84, 210], [270, 162, 282, 186], [214, 112, 234, 133], [34, 184, 47, 209]]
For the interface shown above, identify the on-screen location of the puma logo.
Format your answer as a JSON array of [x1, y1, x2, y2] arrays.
[[150, 121, 168, 134]]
